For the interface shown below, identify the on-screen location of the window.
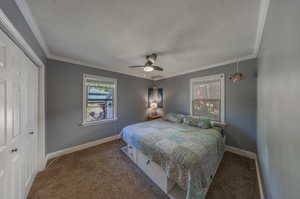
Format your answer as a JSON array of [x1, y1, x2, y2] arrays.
[[190, 74, 225, 122], [83, 74, 117, 125]]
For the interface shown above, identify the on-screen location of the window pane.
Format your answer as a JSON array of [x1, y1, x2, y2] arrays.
[[192, 79, 221, 121], [86, 80, 114, 122]]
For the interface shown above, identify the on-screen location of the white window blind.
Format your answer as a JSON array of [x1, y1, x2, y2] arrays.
[[190, 74, 225, 121], [82, 74, 117, 125]]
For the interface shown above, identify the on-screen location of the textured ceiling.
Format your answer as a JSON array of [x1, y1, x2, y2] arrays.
[[27, 0, 261, 79]]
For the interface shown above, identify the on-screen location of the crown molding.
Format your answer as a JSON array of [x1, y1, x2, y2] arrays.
[[156, 54, 256, 80], [48, 53, 152, 80], [13, 0, 269, 80], [254, 0, 270, 56], [49, 53, 256, 81], [14, 0, 50, 56], [0, 8, 44, 67]]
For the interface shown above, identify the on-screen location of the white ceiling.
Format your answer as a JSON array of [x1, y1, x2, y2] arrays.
[[26, 0, 262, 79]]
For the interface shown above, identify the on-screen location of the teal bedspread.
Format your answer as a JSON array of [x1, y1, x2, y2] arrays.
[[121, 119, 225, 199]]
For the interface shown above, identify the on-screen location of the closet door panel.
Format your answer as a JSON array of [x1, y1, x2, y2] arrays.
[[0, 27, 39, 199]]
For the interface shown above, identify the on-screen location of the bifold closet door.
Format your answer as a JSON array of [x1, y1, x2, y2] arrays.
[[0, 28, 39, 199]]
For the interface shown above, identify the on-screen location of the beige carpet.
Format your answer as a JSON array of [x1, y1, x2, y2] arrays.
[[28, 140, 260, 199]]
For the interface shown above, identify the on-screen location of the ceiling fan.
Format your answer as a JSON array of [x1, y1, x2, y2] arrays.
[[128, 53, 163, 72]]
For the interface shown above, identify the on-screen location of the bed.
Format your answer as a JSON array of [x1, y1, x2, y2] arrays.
[[120, 118, 225, 199]]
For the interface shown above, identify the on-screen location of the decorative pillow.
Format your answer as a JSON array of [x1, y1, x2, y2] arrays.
[[183, 116, 211, 129], [163, 113, 185, 123]]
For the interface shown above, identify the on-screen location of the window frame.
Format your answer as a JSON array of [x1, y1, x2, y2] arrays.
[[190, 73, 225, 122], [82, 74, 117, 126]]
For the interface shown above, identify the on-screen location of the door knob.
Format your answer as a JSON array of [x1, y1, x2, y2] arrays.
[[11, 148, 18, 153], [29, 131, 34, 135]]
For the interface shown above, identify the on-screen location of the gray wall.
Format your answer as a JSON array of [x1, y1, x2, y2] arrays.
[[157, 59, 257, 152], [257, 0, 300, 198], [0, 0, 46, 62], [46, 59, 152, 153]]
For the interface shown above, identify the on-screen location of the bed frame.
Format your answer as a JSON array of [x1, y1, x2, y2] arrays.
[[121, 138, 225, 199]]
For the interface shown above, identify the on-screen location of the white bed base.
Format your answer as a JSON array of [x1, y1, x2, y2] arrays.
[[121, 142, 224, 199]]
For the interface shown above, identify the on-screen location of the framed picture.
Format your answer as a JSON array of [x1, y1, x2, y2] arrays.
[[157, 88, 163, 108], [148, 87, 163, 108]]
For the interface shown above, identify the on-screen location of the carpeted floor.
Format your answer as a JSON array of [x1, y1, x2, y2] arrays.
[[28, 140, 260, 199]]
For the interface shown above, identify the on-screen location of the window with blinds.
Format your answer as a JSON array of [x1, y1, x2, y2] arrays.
[[82, 74, 117, 125], [190, 74, 225, 122]]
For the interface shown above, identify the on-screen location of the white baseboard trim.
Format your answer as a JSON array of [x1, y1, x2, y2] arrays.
[[255, 158, 265, 199], [25, 171, 37, 198], [225, 145, 256, 159], [225, 145, 265, 199], [45, 135, 121, 161]]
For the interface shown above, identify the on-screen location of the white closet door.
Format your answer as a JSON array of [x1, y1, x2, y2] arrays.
[[22, 56, 39, 196], [0, 27, 39, 199], [0, 38, 9, 199]]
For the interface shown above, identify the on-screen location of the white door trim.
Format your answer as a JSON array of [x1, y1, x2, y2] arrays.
[[0, 9, 43, 67], [37, 64, 46, 170], [0, 8, 46, 170]]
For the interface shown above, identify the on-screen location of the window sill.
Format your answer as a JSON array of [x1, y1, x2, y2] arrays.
[[80, 118, 118, 127]]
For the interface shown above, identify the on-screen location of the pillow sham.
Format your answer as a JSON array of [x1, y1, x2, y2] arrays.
[[163, 113, 185, 123], [183, 116, 211, 129]]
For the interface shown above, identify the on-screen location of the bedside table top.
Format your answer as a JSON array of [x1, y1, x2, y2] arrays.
[[147, 115, 162, 120]]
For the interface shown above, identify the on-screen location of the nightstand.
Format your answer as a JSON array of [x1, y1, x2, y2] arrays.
[[147, 115, 162, 121]]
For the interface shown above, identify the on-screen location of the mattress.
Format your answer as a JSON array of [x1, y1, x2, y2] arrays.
[[121, 119, 225, 199]]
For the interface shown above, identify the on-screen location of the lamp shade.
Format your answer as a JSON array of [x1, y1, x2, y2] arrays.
[[150, 102, 158, 109]]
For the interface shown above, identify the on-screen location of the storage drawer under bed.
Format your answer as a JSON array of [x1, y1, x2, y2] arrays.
[[127, 144, 136, 162], [121, 145, 175, 193], [136, 150, 175, 193]]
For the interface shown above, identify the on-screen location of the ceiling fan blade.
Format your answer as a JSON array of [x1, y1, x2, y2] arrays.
[[152, 65, 164, 71], [128, 65, 145, 68]]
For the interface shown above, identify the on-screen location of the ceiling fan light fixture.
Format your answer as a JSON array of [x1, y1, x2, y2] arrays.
[[128, 53, 163, 72], [144, 66, 154, 72]]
